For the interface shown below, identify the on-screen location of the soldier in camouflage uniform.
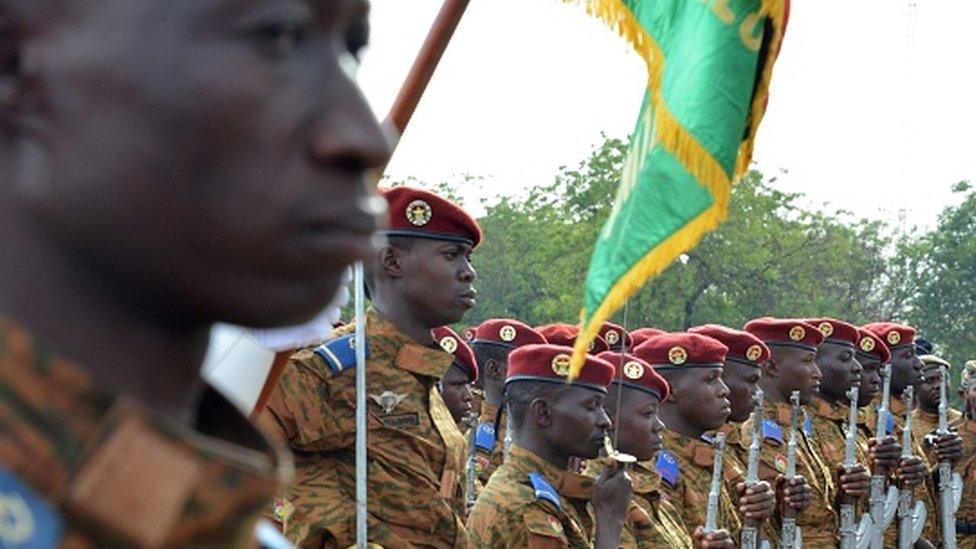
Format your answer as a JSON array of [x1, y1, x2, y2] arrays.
[[469, 319, 547, 485], [434, 326, 479, 425], [955, 363, 976, 547], [0, 1, 389, 545], [632, 332, 776, 541], [466, 344, 633, 548], [263, 186, 482, 547], [689, 324, 813, 546], [863, 322, 964, 546], [595, 349, 735, 548], [914, 355, 964, 465]]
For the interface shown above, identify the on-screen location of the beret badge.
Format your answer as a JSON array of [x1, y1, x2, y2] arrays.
[[818, 322, 833, 337], [746, 345, 763, 362], [887, 331, 901, 345], [551, 354, 572, 376], [860, 337, 875, 352], [623, 361, 645, 380], [439, 336, 458, 354], [499, 325, 517, 342], [668, 346, 688, 365], [405, 199, 432, 226], [789, 326, 806, 341]]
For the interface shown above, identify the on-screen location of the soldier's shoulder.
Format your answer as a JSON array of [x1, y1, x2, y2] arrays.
[[290, 331, 369, 379]]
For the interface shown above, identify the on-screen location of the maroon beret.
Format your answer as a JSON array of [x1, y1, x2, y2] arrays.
[[688, 324, 770, 368], [597, 351, 670, 400], [599, 322, 633, 351], [855, 328, 891, 364], [536, 323, 609, 354], [433, 326, 478, 382], [381, 186, 482, 248], [862, 322, 916, 349], [473, 319, 547, 350], [632, 332, 728, 371], [506, 344, 614, 392], [804, 318, 859, 348], [630, 327, 667, 349], [743, 318, 824, 352]]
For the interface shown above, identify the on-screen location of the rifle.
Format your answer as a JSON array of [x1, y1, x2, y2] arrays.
[[741, 389, 770, 549], [780, 391, 803, 549], [936, 363, 962, 549], [869, 364, 899, 549], [898, 386, 927, 549], [839, 384, 872, 549], [464, 411, 479, 509], [704, 432, 727, 534]]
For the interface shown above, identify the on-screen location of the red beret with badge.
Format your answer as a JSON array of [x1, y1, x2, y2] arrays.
[[536, 323, 609, 354], [629, 327, 667, 349], [632, 332, 728, 371], [855, 328, 891, 364], [688, 324, 770, 368], [599, 322, 633, 351], [804, 318, 859, 348], [473, 319, 547, 350], [861, 322, 915, 350], [743, 318, 824, 352], [597, 351, 670, 400], [381, 186, 482, 248], [506, 344, 614, 392], [433, 326, 478, 382]]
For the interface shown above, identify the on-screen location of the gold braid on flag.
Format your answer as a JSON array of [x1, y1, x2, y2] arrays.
[[564, 0, 789, 378]]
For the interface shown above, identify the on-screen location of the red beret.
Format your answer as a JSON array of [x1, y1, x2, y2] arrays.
[[632, 332, 728, 371], [599, 322, 633, 351], [597, 351, 670, 400], [463, 324, 479, 342], [535, 323, 609, 354], [630, 327, 667, 349], [688, 324, 770, 368], [855, 328, 891, 364], [862, 322, 915, 349], [433, 326, 478, 382], [804, 318, 859, 348], [506, 344, 614, 392], [473, 319, 547, 350], [743, 318, 824, 352], [381, 186, 482, 248]]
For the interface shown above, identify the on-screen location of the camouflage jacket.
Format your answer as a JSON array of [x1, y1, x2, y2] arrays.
[[658, 430, 743, 538], [912, 407, 963, 467], [586, 460, 692, 548], [952, 417, 976, 548], [467, 444, 594, 548], [262, 309, 468, 548], [807, 398, 872, 503], [0, 316, 289, 548], [473, 400, 508, 486], [738, 399, 839, 547]]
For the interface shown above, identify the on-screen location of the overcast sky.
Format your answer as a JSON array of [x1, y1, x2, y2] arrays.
[[358, 0, 976, 229]]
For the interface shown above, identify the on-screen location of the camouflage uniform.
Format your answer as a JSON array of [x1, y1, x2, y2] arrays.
[[0, 316, 289, 548], [912, 406, 963, 467], [807, 397, 872, 503], [262, 309, 468, 548], [722, 422, 778, 545], [657, 430, 743, 538], [467, 444, 595, 548], [885, 396, 941, 544], [473, 400, 508, 486], [738, 399, 838, 547], [952, 416, 976, 548]]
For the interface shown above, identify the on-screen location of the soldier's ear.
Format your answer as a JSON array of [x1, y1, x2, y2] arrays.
[[379, 245, 404, 278], [486, 358, 503, 381], [529, 397, 552, 427], [761, 358, 778, 378]]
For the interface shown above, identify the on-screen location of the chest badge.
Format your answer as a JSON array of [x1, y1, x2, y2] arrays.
[[370, 391, 408, 415]]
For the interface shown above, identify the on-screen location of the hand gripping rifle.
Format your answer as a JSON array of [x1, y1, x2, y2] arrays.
[[898, 386, 927, 549], [870, 364, 899, 549], [741, 389, 771, 549], [704, 432, 727, 534], [780, 391, 803, 549], [936, 363, 963, 549], [840, 385, 873, 549]]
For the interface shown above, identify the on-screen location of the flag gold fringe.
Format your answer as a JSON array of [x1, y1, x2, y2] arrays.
[[564, 0, 788, 378]]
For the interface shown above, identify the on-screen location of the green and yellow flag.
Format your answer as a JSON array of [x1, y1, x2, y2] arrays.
[[570, 0, 789, 376]]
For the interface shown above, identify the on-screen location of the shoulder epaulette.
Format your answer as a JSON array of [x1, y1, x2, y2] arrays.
[[528, 472, 562, 511], [655, 449, 680, 488], [762, 419, 784, 444], [804, 413, 813, 436], [0, 464, 63, 546], [474, 422, 496, 453], [886, 413, 895, 436], [312, 333, 369, 375]]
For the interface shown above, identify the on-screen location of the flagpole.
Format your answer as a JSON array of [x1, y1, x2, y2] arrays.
[[356, 2, 472, 547]]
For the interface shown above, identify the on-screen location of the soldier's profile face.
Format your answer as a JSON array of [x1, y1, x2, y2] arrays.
[[856, 358, 881, 407], [776, 347, 821, 405], [721, 360, 761, 423], [614, 390, 663, 461], [670, 367, 730, 431], [397, 240, 476, 327], [439, 363, 473, 423], [814, 343, 861, 402], [5, 0, 389, 327], [547, 386, 610, 460], [889, 348, 921, 392]]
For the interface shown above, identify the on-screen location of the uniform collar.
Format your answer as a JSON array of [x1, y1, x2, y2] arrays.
[[662, 429, 715, 467], [367, 309, 454, 379], [505, 444, 592, 499]]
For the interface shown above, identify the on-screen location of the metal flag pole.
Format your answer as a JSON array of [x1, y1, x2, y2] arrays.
[[356, 1, 472, 547]]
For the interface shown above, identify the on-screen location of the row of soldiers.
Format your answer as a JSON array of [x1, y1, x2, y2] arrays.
[[261, 186, 976, 548]]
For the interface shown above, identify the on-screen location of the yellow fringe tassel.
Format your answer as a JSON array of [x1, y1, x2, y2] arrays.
[[563, 0, 789, 378]]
